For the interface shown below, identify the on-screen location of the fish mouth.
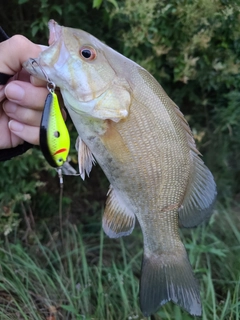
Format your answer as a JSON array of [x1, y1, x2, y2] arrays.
[[48, 19, 62, 45], [22, 58, 44, 80], [23, 20, 62, 79], [23, 58, 50, 81]]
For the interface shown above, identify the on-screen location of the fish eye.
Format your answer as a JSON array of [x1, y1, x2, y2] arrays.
[[79, 46, 96, 61]]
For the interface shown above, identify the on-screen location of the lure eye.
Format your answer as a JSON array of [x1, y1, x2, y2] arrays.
[[54, 131, 60, 138], [79, 46, 96, 61]]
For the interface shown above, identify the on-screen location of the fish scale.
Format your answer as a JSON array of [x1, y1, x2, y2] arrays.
[[23, 20, 217, 317], [118, 95, 188, 212]]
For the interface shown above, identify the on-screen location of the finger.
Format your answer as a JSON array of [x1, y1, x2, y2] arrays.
[[0, 106, 12, 148], [30, 75, 47, 87], [3, 101, 42, 126], [0, 87, 5, 102], [5, 80, 48, 110], [8, 131, 24, 148], [0, 69, 45, 101], [0, 35, 46, 75], [0, 70, 30, 101], [8, 120, 39, 145], [15, 69, 31, 82]]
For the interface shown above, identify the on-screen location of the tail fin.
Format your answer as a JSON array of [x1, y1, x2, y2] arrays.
[[140, 251, 201, 316]]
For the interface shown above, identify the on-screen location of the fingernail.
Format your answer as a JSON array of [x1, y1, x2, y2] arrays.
[[9, 120, 24, 132], [5, 83, 25, 101], [3, 102, 17, 113]]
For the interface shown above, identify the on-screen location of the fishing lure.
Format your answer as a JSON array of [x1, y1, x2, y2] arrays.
[[30, 59, 70, 172], [31, 59, 73, 188], [31, 60, 74, 237], [40, 86, 70, 169], [40, 85, 70, 237]]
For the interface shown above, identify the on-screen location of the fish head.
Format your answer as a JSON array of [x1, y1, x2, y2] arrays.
[[24, 20, 130, 121]]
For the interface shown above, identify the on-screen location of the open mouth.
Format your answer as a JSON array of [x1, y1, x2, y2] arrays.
[[48, 20, 62, 46]]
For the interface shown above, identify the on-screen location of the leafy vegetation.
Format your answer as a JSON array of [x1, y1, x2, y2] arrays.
[[0, 0, 239, 319]]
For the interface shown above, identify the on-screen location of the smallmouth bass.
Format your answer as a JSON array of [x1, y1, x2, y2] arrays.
[[24, 20, 217, 317]]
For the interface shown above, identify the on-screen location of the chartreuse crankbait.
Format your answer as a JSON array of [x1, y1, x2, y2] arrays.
[[31, 59, 71, 185], [31, 59, 75, 238], [40, 87, 70, 169]]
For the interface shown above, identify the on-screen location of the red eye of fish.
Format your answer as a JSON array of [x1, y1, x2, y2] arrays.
[[79, 46, 96, 61]]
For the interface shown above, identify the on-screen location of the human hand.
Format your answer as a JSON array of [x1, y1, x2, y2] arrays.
[[0, 35, 48, 149]]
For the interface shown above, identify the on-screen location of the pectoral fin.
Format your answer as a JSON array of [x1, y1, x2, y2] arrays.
[[178, 152, 217, 227], [61, 161, 78, 175], [75, 137, 95, 180], [103, 186, 135, 238]]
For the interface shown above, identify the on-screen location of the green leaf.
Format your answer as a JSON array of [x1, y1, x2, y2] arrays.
[[108, 0, 119, 9], [52, 5, 62, 15], [31, 25, 39, 37], [61, 304, 79, 314], [92, 0, 103, 9]]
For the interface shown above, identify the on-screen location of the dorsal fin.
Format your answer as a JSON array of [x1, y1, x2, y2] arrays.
[[173, 102, 201, 155], [178, 151, 217, 227], [102, 186, 135, 238], [75, 137, 95, 180], [169, 99, 217, 226]]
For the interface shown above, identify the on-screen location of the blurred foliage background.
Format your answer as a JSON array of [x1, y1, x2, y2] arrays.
[[0, 0, 239, 318]]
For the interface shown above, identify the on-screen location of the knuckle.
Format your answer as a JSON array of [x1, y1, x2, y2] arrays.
[[9, 35, 29, 48]]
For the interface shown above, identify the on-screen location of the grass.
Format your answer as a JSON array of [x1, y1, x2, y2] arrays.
[[0, 201, 239, 319]]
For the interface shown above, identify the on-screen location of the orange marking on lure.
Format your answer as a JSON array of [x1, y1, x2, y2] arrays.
[[53, 148, 67, 156]]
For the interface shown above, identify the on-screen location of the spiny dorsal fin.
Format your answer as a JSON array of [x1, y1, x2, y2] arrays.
[[178, 151, 217, 227], [173, 102, 201, 155], [75, 137, 95, 180], [103, 186, 135, 238]]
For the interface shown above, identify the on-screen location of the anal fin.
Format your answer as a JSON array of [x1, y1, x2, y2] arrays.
[[75, 137, 95, 180], [103, 186, 135, 238]]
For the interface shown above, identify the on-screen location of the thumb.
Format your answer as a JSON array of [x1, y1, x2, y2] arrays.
[[0, 35, 45, 75]]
